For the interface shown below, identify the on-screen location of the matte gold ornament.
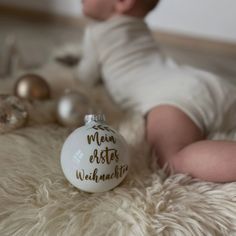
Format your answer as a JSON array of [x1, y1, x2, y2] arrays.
[[56, 90, 91, 127], [0, 95, 28, 134], [14, 74, 50, 100]]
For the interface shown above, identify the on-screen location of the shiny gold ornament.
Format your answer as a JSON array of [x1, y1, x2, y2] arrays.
[[56, 90, 92, 127], [0, 95, 28, 134], [14, 74, 50, 100]]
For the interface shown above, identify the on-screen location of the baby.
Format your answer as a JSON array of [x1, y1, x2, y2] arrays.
[[78, 0, 236, 182]]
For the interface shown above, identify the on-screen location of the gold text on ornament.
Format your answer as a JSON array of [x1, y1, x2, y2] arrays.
[[87, 131, 116, 146], [76, 165, 129, 183], [89, 147, 119, 164]]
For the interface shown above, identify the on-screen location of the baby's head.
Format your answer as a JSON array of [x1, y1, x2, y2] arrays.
[[82, 0, 159, 21]]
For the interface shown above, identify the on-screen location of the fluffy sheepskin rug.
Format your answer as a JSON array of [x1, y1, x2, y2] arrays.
[[1, 64, 236, 236]]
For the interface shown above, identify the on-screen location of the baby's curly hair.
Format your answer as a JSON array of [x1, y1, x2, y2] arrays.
[[140, 0, 160, 15]]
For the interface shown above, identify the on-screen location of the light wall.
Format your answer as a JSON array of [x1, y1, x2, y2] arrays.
[[1, 0, 236, 43], [146, 0, 236, 43], [0, 0, 82, 16]]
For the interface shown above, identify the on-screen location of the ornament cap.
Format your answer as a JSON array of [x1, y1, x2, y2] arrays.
[[84, 114, 106, 125]]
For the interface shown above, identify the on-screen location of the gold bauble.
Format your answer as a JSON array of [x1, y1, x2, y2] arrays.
[[0, 94, 28, 134], [14, 74, 50, 100]]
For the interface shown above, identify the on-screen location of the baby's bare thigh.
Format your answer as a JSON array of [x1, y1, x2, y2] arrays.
[[146, 105, 204, 159]]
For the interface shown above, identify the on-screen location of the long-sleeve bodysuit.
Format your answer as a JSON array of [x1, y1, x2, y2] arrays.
[[78, 15, 236, 135]]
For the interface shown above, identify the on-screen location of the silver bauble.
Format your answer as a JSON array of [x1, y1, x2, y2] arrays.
[[0, 95, 28, 134], [57, 90, 92, 127], [14, 74, 50, 100]]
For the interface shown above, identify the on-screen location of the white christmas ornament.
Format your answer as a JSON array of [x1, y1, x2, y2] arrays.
[[61, 114, 130, 193]]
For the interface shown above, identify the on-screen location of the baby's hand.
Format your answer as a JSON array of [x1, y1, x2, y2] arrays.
[[51, 44, 83, 67]]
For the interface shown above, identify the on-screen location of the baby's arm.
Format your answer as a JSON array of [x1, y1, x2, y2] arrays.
[[77, 27, 101, 86]]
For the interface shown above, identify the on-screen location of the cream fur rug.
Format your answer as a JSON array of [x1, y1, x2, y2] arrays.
[[1, 64, 236, 236]]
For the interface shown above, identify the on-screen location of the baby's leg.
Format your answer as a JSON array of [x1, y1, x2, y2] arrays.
[[146, 105, 236, 182]]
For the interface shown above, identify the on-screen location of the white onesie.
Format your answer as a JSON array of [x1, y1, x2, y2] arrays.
[[78, 15, 236, 135]]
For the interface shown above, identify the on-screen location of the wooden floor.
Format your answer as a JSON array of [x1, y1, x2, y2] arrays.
[[0, 8, 236, 83], [153, 31, 236, 83]]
